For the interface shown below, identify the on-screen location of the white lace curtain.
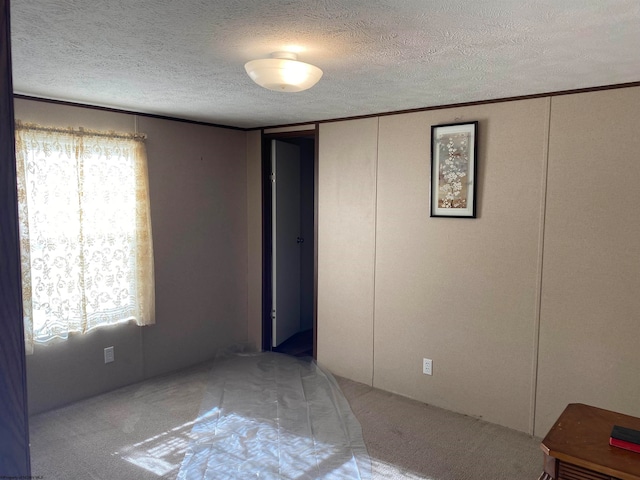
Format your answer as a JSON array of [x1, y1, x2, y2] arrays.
[[15, 122, 155, 354]]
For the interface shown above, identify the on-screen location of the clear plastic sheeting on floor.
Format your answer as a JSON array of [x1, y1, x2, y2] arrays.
[[177, 350, 371, 480]]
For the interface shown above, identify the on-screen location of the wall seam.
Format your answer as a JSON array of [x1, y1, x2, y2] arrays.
[[371, 117, 380, 387], [529, 96, 552, 436], [245, 133, 251, 348]]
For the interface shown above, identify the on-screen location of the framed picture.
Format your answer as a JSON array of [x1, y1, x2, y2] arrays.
[[430, 121, 478, 218]]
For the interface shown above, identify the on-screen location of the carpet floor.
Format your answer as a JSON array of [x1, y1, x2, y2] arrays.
[[336, 377, 542, 479], [28, 355, 543, 479]]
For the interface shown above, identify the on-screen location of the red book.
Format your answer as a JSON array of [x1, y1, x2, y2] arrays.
[[610, 437, 640, 454]]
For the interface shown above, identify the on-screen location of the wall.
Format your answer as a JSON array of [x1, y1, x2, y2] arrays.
[[317, 118, 378, 385], [316, 86, 640, 436], [317, 102, 547, 432], [535, 88, 640, 435], [15, 98, 249, 413], [246, 130, 262, 350], [138, 116, 248, 377], [19, 85, 640, 434], [375, 99, 548, 434]]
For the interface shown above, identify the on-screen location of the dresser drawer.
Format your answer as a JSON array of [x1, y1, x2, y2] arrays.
[[558, 461, 617, 480]]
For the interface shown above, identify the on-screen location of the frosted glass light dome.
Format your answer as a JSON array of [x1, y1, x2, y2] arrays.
[[245, 52, 323, 92]]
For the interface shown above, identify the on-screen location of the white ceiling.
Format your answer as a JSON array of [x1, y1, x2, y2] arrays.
[[10, 0, 640, 129]]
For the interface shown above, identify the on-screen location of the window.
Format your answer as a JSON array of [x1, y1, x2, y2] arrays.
[[15, 122, 155, 354]]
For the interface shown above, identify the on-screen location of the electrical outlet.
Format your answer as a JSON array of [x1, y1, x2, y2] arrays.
[[104, 346, 115, 364], [422, 358, 432, 375]]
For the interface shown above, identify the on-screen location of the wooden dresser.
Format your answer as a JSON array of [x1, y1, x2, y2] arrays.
[[540, 403, 640, 480]]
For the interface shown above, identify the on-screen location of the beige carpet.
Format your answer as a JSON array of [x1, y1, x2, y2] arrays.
[[28, 356, 543, 479], [337, 377, 543, 479]]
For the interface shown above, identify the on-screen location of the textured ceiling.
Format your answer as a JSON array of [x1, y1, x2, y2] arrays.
[[10, 0, 640, 129]]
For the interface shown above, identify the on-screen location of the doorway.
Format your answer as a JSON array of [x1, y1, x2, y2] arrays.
[[262, 129, 317, 358]]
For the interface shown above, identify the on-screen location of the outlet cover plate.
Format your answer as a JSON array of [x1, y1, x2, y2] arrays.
[[423, 358, 432, 375], [104, 346, 114, 364]]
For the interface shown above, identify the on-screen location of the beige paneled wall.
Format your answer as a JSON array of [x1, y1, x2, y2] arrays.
[[138, 116, 248, 377], [16, 98, 249, 413], [535, 87, 640, 436], [317, 118, 378, 385], [246, 130, 262, 350], [373, 100, 549, 432], [19, 85, 640, 431], [316, 86, 640, 435]]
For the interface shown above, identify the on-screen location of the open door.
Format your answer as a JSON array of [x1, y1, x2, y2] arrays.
[[262, 130, 316, 357], [271, 140, 302, 347]]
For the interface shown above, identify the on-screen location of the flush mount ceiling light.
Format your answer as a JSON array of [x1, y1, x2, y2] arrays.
[[244, 52, 323, 92]]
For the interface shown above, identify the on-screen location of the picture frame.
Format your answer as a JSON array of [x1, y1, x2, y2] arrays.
[[430, 121, 478, 218]]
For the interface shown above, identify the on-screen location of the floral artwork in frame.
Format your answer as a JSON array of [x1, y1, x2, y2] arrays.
[[430, 121, 478, 218]]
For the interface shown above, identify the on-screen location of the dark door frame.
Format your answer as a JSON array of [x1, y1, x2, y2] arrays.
[[261, 126, 319, 358], [0, 0, 32, 474]]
